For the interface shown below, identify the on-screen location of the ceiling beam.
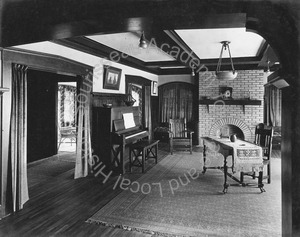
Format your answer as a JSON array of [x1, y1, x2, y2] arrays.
[[157, 63, 264, 75], [158, 68, 193, 75], [147, 56, 262, 70], [145, 61, 184, 68], [53, 37, 160, 75], [141, 27, 197, 73], [163, 30, 202, 70], [162, 13, 247, 30], [257, 44, 279, 68], [201, 56, 261, 65]]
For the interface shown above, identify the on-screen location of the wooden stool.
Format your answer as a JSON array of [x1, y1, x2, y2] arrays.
[[129, 140, 159, 173]]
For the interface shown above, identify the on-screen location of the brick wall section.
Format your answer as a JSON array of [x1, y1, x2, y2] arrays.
[[198, 70, 264, 142]]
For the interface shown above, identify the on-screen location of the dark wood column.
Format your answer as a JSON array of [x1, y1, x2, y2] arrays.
[[281, 86, 295, 236]]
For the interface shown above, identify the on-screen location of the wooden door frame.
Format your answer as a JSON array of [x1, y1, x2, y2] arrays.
[[0, 48, 93, 218]]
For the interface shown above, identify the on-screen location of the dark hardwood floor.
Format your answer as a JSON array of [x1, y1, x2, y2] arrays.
[[0, 144, 170, 237], [0, 144, 281, 237]]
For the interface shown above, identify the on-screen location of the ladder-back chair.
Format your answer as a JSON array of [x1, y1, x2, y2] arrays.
[[241, 123, 273, 184], [169, 118, 194, 154]]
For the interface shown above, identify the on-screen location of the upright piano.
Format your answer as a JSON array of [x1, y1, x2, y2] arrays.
[[92, 106, 148, 174]]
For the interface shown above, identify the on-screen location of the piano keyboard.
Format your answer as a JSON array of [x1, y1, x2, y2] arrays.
[[125, 130, 147, 140]]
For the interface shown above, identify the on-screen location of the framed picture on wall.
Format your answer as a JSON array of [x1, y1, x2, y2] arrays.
[[103, 65, 122, 90], [152, 81, 158, 96]]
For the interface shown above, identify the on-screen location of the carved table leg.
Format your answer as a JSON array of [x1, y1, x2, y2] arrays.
[[223, 156, 229, 194], [202, 143, 207, 174], [258, 171, 265, 192], [142, 147, 145, 173], [129, 146, 132, 173]]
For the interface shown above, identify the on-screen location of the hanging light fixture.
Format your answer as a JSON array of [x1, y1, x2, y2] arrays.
[[265, 59, 271, 73], [263, 59, 272, 85], [191, 68, 195, 76], [191, 64, 195, 76], [138, 31, 147, 49], [215, 41, 238, 80]]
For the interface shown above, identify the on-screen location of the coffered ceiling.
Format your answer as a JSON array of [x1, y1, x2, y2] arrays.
[[86, 33, 176, 62], [86, 28, 265, 61], [8, 3, 280, 76], [51, 26, 277, 75], [174, 28, 265, 59]]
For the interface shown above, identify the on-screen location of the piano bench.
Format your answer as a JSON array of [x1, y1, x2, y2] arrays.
[[129, 140, 159, 173]]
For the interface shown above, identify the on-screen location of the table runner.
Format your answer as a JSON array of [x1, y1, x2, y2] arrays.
[[205, 137, 263, 173]]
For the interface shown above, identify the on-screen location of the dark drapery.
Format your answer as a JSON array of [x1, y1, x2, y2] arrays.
[[7, 64, 29, 213], [265, 85, 282, 126], [159, 83, 194, 123]]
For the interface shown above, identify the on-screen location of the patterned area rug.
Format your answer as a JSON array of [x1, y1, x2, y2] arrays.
[[87, 151, 281, 237]]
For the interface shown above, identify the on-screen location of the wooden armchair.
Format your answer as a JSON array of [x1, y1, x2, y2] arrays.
[[169, 118, 194, 154]]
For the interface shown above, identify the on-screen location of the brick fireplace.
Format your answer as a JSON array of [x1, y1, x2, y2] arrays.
[[198, 70, 264, 143], [209, 117, 252, 140]]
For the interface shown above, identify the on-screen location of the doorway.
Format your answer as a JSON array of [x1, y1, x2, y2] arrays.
[[27, 69, 78, 163], [57, 82, 77, 154]]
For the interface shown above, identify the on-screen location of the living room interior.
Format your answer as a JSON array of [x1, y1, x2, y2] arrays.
[[0, 0, 299, 236]]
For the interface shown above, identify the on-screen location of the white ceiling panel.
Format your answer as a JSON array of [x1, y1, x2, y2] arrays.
[[87, 32, 175, 62], [175, 28, 265, 59]]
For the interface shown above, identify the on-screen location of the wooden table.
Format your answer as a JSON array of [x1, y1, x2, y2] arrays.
[[201, 136, 265, 193], [129, 140, 159, 173]]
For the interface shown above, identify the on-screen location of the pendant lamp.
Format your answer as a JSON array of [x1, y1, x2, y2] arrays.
[[215, 41, 237, 80], [138, 31, 147, 49]]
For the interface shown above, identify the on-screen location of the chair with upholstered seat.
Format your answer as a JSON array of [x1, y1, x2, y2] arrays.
[[169, 118, 194, 154], [240, 123, 273, 184]]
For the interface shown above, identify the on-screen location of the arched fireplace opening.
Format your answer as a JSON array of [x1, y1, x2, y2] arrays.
[[217, 125, 245, 140], [209, 118, 252, 141]]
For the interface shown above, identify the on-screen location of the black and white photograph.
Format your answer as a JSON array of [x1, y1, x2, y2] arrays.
[[103, 65, 122, 90], [0, 1, 299, 237]]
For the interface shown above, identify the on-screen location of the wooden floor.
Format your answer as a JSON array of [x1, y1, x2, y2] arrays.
[[0, 144, 281, 237], [0, 144, 171, 237]]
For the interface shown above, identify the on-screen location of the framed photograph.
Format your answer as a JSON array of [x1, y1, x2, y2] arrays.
[[152, 81, 158, 96], [103, 65, 122, 90]]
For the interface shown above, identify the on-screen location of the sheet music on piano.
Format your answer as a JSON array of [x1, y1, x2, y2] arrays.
[[123, 113, 135, 129]]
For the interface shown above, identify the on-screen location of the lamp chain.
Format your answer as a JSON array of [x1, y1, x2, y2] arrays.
[[216, 43, 225, 73], [216, 41, 235, 74], [227, 43, 235, 73]]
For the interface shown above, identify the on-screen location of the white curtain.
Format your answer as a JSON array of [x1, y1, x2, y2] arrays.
[[8, 64, 29, 212], [74, 73, 93, 179], [265, 85, 282, 126]]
